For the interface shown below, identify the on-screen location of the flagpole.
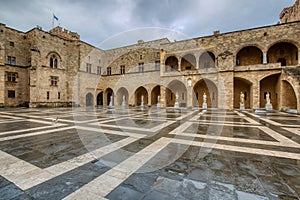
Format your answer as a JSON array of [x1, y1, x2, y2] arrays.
[[52, 14, 54, 29]]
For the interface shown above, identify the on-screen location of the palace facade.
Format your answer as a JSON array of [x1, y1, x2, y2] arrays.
[[0, 1, 299, 114]]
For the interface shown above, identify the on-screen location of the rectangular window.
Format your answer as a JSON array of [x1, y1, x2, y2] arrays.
[[47, 91, 50, 100], [140, 55, 143, 60], [138, 63, 144, 73], [120, 65, 125, 74], [7, 72, 18, 82], [97, 66, 101, 75], [86, 63, 92, 73], [58, 92, 60, 100], [7, 56, 16, 65], [182, 93, 184, 100], [155, 61, 160, 71], [50, 76, 59, 86], [107, 67, 111, 75], [8, 90, 15, 98], [186, 66, 192, 70], [9, 41, 14, 47]]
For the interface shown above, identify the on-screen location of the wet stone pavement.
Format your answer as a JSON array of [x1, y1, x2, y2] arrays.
[[0, 107, 299, 199]]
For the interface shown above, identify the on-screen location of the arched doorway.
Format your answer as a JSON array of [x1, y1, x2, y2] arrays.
[[151, 85, 160, 105], [236, 46, 263, 66], [135, 86, 148, 106], [116, 87, 129, 106], [97, 92, 103, 106], [282, 80, 297, 110], [105, 88, 113, 106], [267, 42, 298, 66], [165, 56, 178, 72], [234, 78, 252, 109], [181, 54, 196, 71], [199, 52, 215, 69], [193, 79, 218, 108], [86, 93, 94, 107], [166, 80, 187, 107], [260, 74, 280, 109]]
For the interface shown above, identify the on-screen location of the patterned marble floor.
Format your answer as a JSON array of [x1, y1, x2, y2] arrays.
[[0, 107, 299, 200]]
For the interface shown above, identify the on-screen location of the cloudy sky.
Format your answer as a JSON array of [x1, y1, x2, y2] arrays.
[[0, 0, 295, 49]]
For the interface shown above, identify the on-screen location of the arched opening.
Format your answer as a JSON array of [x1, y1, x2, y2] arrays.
[[151, 85, 161, 105], [86, 93, 94, 107], [282, 80, 297, 110], [165, 56, 178, 72], [181, 54, 196, 71], [116, 87, 129, 106], [234, 78, 252, 109], [166, 80, 187, 107], [193, 79, 218, 108], [50, 54, 58, 68], [236, 46, 263, 66], [105, 88, 114, 106], [267, 42, 298, 66], [260, 74, 280, 109], [135, 86, 148, 106], [97, 92, 103, 106], [199, 52, 215, 69]]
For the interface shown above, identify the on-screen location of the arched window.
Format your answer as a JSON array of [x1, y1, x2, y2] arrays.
[[50, 55, 58, 68]]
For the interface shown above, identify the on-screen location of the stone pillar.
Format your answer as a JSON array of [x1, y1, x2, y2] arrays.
[[187, 84, 193, 108], [298, 51, 300, 66], [263, 52, 267, 64], [148, 92, 152, 106], [196, 56, 200, 69], [160, 86, 166, 107], [0, 68, 4, 107], [251, 80, 260, 109], [178, 59, 181, 71]]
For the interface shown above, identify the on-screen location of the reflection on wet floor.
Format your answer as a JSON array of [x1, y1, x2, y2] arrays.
[[0, 107, 299, 199]]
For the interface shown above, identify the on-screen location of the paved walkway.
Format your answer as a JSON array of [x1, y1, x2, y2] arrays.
[[0, 107, 299, 199]]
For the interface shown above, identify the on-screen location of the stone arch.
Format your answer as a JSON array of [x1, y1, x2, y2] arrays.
[[193, 79, 218, 108], [267, 42, 298, 66], [135, 86, 148, 106], [151, 85, 161, 105], [86, 92, 94, 107], [96, 91, 103, 106], [281, 80, 297, 110], [105, 88, 114, 106], [260, 74, 280, 109], [116, 87, 129, 106], [199, 51, 215, 69], [236, 46, 263, 66], [165, 56, 179, 71], [181, 54, 196, 71], [166, 80, 187, 107], [234, 77, 252, 109]]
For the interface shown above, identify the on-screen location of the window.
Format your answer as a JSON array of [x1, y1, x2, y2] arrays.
[[138, 63, 144, 73], [155, 61, 160, 71], [186, 66, 192, 70], [9, 41, 14, 47], [182, 93, 184, 100], [7, 72, 18, 82], [97, 66, 101, 75], [156, 52, 160, 58], [236, 56, 240, 66], [47, 91, 50, 100], [86, 63, 92, 73], [120, 65, 125, 74], [204, 62, 210, 68], [107, 67, 111, 75], [171, 65, 176, 71], [7, 56, 16, 65], [140, 55, 143, 60], [8, 90, 15, 98], [58, 92, 61, 100], [50, 76, 59, 86], [50, 55, 58, 68]]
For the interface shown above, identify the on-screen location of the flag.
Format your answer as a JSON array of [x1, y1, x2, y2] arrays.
[[53, 14, 59, 21]]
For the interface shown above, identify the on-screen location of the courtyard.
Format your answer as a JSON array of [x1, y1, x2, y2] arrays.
[[0, 107, 299, 200]]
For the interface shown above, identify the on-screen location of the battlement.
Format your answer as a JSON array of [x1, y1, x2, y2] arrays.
[[49, 26, 80, 41], [280, 0, 300, 23]]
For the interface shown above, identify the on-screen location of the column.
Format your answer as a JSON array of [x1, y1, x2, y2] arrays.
[[178, 59, 181, 71], [160, 86, 166, 107], [251, 81, 260, 109], [263, 52, 267, 64], [187, 84, 193, 108], [196, 56, 199, 69]]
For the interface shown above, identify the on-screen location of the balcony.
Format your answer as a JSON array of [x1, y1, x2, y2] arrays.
[[234, 63, 282, 72]]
